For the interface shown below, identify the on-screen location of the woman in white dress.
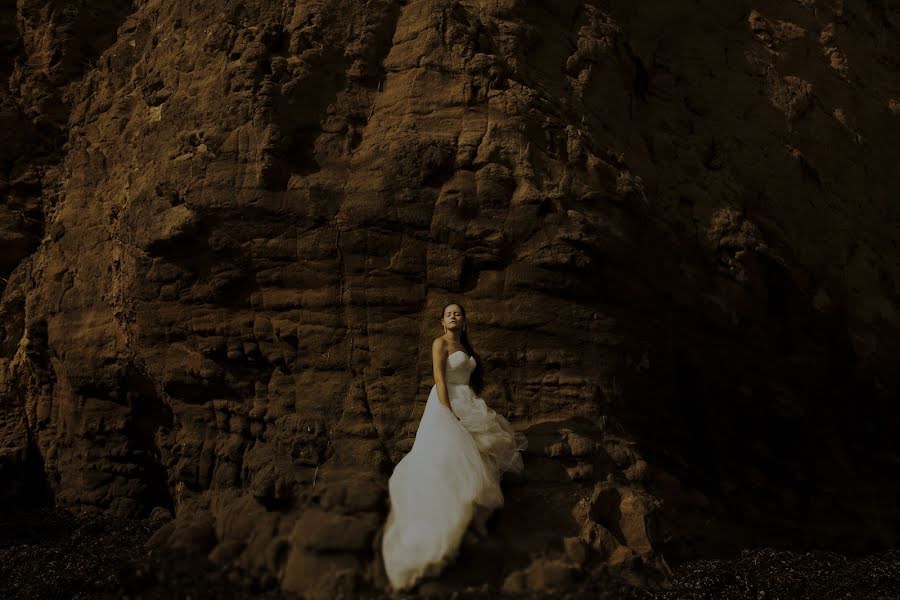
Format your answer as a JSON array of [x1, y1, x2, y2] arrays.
[[381, 302, 528, 592]]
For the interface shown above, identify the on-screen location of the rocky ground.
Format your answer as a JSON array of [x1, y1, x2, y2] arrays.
[[1, 507, 897, 599], [0, 507, 277, 600]]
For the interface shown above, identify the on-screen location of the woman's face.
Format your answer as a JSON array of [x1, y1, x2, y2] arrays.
[[441, 304, 465, 333]]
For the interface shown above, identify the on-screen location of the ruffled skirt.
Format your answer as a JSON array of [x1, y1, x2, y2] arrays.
[[381, 383, 527, 591]]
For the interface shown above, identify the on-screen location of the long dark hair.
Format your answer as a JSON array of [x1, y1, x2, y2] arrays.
[[441, 302, 484, 392]]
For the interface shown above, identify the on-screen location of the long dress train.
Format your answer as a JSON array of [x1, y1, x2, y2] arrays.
[[381, 350, 528, 591]]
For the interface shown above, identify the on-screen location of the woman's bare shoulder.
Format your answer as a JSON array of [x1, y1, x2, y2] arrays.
[[431, 337, 450, 356]]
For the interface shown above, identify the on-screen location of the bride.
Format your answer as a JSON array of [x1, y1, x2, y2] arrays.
[[381, 302, 528, 592]]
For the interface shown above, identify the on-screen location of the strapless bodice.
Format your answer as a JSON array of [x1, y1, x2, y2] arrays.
[[446, 350, 475, 385]]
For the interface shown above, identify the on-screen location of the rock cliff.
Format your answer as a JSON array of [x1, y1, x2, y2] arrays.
[[1, 0, 898, 596]]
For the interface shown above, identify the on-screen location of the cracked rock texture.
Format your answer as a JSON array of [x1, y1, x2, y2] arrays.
[[1, 0, 899, 596]]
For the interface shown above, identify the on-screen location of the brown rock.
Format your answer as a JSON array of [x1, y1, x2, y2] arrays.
[[564, 536, 589, 567], [501, 557, 579, 594], [1, 0, 898, 596], [617, 489, 657, 555], [281, 550, 359, 599], [291, 508, 379, 553], [582, 520, 626, 559]]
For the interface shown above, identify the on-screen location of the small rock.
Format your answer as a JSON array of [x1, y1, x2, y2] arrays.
[[148, 506, 173, 526], [564, 536, 588, 566]]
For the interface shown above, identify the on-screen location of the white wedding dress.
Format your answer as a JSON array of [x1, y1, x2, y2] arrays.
[[381, 350, 528, 592]]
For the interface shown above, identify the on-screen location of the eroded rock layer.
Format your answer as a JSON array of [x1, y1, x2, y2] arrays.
[[2, 0, 899, 595]]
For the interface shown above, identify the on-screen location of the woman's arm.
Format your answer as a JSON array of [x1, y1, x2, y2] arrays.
[[431, 338, 458, 418]]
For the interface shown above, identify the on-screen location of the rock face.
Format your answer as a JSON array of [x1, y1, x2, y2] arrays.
[[1, 0, 899, 595]]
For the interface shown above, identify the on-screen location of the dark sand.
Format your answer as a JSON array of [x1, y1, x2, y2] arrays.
[[1, 507, 897, 599]]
